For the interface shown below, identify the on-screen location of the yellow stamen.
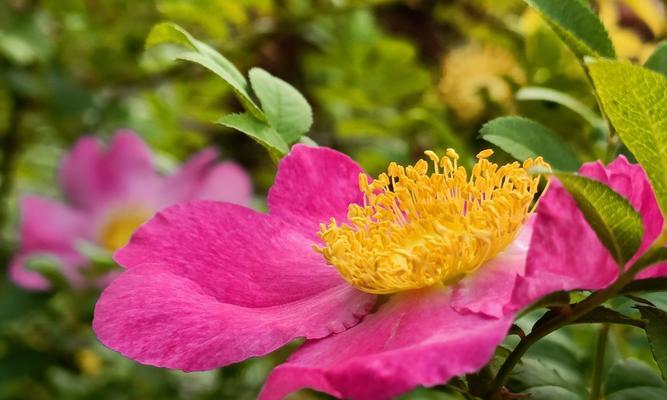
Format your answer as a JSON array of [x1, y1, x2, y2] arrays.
[[98, 208, 152, 251], [314, 149, 549, 294]]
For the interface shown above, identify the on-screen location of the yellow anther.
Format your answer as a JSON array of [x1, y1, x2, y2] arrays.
[[477, 149, 494, 159], [314, 149, 550, 294]]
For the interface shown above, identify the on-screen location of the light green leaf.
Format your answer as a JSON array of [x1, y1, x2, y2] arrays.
[[480, 116, 580, 171], [638, 306, 667, 381], [645, 42, 667, 77], [145, 22, 265, 120], [216, 113, 288, 156], [248, 67, 313, 144], [555, 173, 644, 266], [516, 87, 606, 131], [587, 59, 667, 215], [524, 0, 615, 59]]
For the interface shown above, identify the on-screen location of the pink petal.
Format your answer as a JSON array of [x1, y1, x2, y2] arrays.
[[451, 216, 533, 318], [19, 196, 90, 250], [268, 145, 364, 235], [159, 148, 218, 204], [10, 251, 85, 290], [193, 161, 252, 206], [11, 196, 90, 290], [260, 289, 513, 400], [105, 201, 374, 368], [59, 130, 158, 210], [115, 201, 367, 307], [513, 157, 664, 309], [93, 263, 372, 371]]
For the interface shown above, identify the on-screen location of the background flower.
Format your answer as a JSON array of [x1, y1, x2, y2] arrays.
[[10, 130, 251, 290]]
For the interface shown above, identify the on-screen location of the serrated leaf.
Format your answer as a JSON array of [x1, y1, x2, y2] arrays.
[[638, 306, 667, 380], [605, 359, 667, 400], [145, 22, 264, 120], [587, 59, 667, 215], [524, 0, 615, 59], [480, 116, 580, 171], [248, 68, 313, 144], [645, 42, 667, 77], [555, 173, 644, 266], [508, 357, 587, 398], [216, 113, 288, 156]]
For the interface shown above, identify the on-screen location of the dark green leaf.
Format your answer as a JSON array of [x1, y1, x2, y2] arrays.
[[645, 42, 667, 77], [638, 306, 667, 380], [248, 68, 313, 144], [555, 173, 644, 266], [480, 116, 580, 171], [622, 278, 667, 294], [605, 359, 667, 400], [524, 0, 615, 59]]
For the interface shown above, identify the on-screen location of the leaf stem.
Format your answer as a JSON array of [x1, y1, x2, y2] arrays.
[[589, 324, 609, 400]]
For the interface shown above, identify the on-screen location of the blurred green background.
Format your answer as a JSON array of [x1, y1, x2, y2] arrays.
[[1, 0, 665, 399]]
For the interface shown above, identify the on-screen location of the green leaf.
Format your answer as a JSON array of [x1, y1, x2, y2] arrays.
[[480, 116, 580, 171], [587, 59, 667, 215], [524, 0, 615, 59], [248, 68, 313, 144], [516, 87, 606, 131], [508, 357, 587, 399], [555, 173, 644, 266], [638, 306, 667, 380], [605, 359, 667, 400], [645, 42, 667, 77], [145, 22, 265, 120], [216, 113, 289, 156]]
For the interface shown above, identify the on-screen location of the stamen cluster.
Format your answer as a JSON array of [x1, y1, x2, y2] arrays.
[[315, 149, 548, 294]]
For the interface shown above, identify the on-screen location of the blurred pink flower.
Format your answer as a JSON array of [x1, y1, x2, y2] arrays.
[[11, 130, 251, 290], [93, 145, 543, 400], [513, 155, 667, 306]]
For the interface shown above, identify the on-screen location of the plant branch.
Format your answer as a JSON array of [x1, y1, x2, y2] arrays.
[[487, 259, 648, 399]]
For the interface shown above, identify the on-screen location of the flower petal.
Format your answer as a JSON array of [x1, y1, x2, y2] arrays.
[[19, 196, 89, 250], [513, 157, 664, 309], [451, 216, 533, 317], [189, 161, 252, 206], [260, 290, 513, 400], [11, 196, 89, 290], [93, 263, 372, 371], [268, 145, 364, 235], [115, 201, 368, 307], [59, 130, 157, 210]]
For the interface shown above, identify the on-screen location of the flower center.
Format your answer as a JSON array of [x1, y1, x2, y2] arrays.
[[314, 149, 548, 294], [98, 209, 152, 251]]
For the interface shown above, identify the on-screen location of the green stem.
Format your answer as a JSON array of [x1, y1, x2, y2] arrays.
[[589, 324, 609, 400]]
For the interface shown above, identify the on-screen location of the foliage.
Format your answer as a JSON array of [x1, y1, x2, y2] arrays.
[[3, 0, 667, 399]]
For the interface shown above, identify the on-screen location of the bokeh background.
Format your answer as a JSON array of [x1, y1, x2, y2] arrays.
[[1, 0, 665, 399]]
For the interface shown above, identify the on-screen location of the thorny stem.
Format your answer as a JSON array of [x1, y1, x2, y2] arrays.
[[589, 324, 609, 400], [487, 230, 667, 399]]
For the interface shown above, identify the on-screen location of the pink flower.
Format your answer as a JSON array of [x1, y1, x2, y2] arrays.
[[94, 145, 546, 400], [11, 130, 251, 291], [513, 155, 667, 307]]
